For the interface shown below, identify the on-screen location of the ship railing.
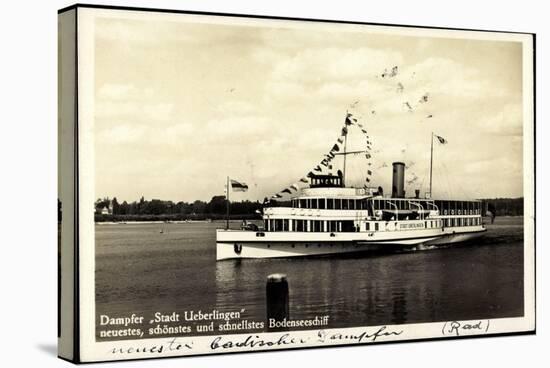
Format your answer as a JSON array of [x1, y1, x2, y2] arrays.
[[409, 201, 425, 220], [265, 206, 369, 219], [385, 201, 399, 219]]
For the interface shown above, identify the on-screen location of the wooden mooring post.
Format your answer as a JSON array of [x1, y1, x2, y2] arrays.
[[266, 274, 289, 329]]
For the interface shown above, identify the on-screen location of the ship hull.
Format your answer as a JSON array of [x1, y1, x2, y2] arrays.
[[424, 227, 486, 245], [216, 227, 486, 260], [217, 241, 399, 260]]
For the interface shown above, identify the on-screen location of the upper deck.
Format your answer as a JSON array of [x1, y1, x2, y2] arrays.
[[298, 186, 371, 198], [265, 195, 482, 230], [260, 172, 484, 232]]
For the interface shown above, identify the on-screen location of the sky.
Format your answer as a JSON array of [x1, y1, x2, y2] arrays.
[[94, 12, 525, 203]]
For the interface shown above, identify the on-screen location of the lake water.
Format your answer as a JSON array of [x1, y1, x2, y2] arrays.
[[95, 217, 524, 340]]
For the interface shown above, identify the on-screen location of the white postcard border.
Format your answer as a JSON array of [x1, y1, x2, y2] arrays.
[[76, 7, 535, 363]]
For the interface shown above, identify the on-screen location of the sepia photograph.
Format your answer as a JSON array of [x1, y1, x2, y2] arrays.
[[56, 4, 535, 362], [5, 0, 550, 366]]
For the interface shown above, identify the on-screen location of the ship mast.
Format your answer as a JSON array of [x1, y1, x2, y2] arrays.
[[334, 112, 370, 187], [226, 176, 230, 230], [342, 134, 348, 186], [429, 132, 434, 198]]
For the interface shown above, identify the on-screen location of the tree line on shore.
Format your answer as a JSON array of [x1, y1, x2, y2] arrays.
[[482, 197, 524, 217], [93, 195, 523, 222], [94, 196, 284, 222]]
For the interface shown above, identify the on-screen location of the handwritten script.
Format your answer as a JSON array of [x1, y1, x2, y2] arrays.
[[210, 326, 403, 350], [317, 326, 403, 343], [109, 337, 193, 355], [441, 320, 490, 336], [108, 325, 405, 356]]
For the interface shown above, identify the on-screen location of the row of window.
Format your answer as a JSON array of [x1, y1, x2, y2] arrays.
[[292, 198, 366, 210], [310, 176, 342, 188], [441, 209, 480, 215], [265, 219, 358, 232], [444, 217, 482, 227], [434, 200, 482, 213], [264, 217, 483, 232], [290, 197, 483, 215]]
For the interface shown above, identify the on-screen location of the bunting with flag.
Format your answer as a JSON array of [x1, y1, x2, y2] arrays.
[[345, 113, 354, 126], [435, 134, 448, 144], [268, 110, 378, 200]]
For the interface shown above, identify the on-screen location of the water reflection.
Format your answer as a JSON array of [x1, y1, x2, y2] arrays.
[[213, 241, 523, 331], [96, 220, 525, 340]]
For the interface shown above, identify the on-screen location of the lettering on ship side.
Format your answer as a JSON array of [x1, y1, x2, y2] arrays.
[[399, 223, 425, 229]]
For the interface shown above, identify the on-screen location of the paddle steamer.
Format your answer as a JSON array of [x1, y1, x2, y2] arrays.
[[216, 118, 486, 260]]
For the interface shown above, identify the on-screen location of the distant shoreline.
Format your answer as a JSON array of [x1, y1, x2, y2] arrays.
[[95, 215, 523, 225], [96, 220, 218, 225], [92, 198, 523, 222], [94, 214, 260, 223]]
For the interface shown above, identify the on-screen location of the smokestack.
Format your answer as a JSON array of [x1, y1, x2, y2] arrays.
[[392, 162, 405, 198], [415, 189, 420, 199]]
